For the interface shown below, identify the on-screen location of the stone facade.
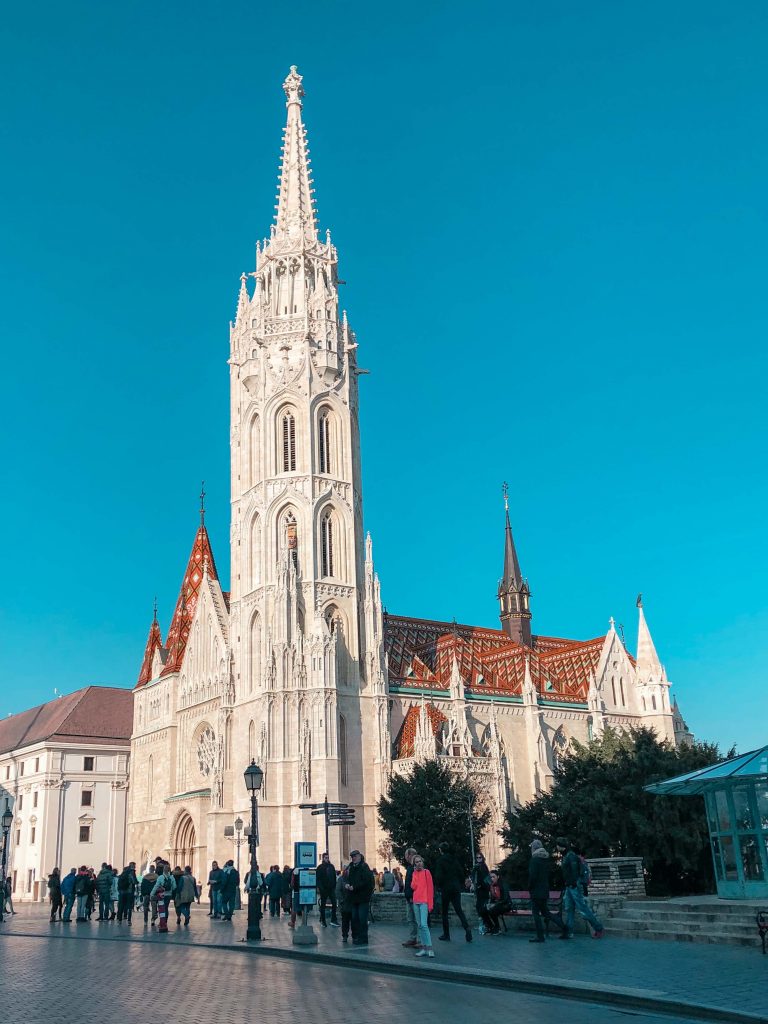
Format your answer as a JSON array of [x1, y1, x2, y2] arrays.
[[127, 67, 693, 874]]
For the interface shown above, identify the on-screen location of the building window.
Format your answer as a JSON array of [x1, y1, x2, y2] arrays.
[[33, 792, 38, 808], [27, 870, 33, 893], [652, 694, 657, 711], [79, 825, 91, 843], [18, 795, 23, 811], [15, 830, 20, 847], [34, 757, 40, 772], [19, 762, 24, 776], [281, 411, 296, 472], [318, 410, 331, 474], [84, 756, 94, 772], [81, 791, 93, 807], [339, 714, 348, 786], [619, 679, 626, 706], [30, 826, 36, 845], [321, 511, 334, 577]]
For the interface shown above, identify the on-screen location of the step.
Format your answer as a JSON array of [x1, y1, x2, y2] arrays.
[[607, 918, 758, 938], [610, 910, 758, 929], [603, 925, 762, 948], [621, 900, 766, 916]]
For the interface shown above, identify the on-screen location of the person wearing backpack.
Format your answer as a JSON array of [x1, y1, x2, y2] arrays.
[[556, 838, 604, 939], [578, 852, 592, 896]]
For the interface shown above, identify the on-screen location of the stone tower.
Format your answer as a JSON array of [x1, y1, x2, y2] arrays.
[[497, 484, 532, 646], [227, 67, 388, 861]]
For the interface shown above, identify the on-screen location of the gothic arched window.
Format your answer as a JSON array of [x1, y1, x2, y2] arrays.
[[248, 720, 255, 761], [339, 714, 348, 786], [281, 411, 296, 472], [250, 613, 262, 693], [320, 510, 334, 578], [318, 409, 331, 474], [249, 515, 260, 590]]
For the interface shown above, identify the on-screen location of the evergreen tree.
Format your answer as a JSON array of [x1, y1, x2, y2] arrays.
[[377, 759, 490, 871], [499, 727, 730, 895]]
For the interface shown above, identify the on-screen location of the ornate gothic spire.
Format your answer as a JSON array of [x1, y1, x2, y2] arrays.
[[273, 66, 317, 246], [161, 517, 219, 677], [136, 603, 163, 687], [498, 483, 532, 646], [635, 595, 664, 684]]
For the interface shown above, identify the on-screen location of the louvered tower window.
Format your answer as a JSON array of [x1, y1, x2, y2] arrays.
[[282, 412, 296, 472], [318, 411, 331, 474], [321, 510, 334, 577]]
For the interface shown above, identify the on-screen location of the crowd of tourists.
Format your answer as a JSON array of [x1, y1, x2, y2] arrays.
[[41, 835, 603, 954]]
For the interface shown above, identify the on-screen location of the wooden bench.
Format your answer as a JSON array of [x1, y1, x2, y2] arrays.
[[498, 890, 562, 932]]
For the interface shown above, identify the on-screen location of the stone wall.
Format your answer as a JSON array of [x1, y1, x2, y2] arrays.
[[587, 857, 645, 898], [371, 892, 480, 926]]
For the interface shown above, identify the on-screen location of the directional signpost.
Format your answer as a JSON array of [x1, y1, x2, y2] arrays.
[[299, 795, 356, 857]]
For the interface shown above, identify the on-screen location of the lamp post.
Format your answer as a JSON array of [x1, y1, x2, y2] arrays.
[[243, 760, 263, 941], [0, 805, 12, 924]]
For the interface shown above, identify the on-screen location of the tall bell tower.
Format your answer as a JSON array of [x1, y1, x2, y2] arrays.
[[227, 67, 388, 862]]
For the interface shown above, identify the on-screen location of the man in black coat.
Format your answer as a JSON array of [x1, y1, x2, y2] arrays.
[[433, 843, 472, 943], [316, 852, 338, 927], [528, 839, 567, 941], [219, 860, 240, 921], [344, 850, 374, 945]]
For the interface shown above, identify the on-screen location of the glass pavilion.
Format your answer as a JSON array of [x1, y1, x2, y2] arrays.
[[646, 745, 768, 899]]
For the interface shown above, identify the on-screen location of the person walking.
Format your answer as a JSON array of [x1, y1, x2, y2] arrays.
[[336, 864, 353, 942], [140, 864, 157, 924], [401, 848, 419, 948], [556, 839, 604, 939], [116, 865, 136, 923], [471, 852, 491, 932], [47, 868, 63, 922], [96, 863, 113, 920], [151, 862, 176, 932], [207, 861, 222, 918], [175, 866, 197, 926], [73, 866, 94, 922], [281, 864, 292, 915], [61, 868, 77, 922], [316, 852, 338, 927], [434, 843, 472, 943], [392, 867, 403, 893], [381, 866, 395, 892], [265, 865, 282, 917], [345, 850, 374, 946], [480, 871, 511, 934], [219, 860, 240, 920], [528, 839, 567, 942], [411, 855, 435, 958]]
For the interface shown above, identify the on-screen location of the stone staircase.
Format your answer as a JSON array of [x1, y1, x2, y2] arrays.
[[604, 899, 765, 949]]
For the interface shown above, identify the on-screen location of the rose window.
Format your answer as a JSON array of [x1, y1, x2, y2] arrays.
[[197, 726, 217, 777]]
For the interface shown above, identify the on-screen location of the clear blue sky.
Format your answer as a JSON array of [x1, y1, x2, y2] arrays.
[[1, 1, 766, 752]]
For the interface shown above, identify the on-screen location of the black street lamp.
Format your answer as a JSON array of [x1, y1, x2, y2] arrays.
[[0, 805, 12, 925], [243, 760, 264, 941]]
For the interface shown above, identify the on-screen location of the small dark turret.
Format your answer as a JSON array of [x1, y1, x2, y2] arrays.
[[497, 483, 532, 646]]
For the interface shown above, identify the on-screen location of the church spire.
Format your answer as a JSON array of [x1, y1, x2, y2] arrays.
[[273, 65, 317, 246], [635, 594, 663, 684], [497, 483, 532, 646]]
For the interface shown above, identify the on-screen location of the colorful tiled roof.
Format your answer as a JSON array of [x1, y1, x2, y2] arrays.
[[393, 703, 447, 759], [160, 525, 219, 678], [384, 615, 606, 702], [0, 687, 133, 755], [136, 615, 163, 687]]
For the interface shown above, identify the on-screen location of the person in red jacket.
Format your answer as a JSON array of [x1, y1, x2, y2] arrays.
[[411, 855, 435, 958]]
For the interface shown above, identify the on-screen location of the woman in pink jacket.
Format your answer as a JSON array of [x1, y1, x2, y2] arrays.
[[411, 855, 435, 958]]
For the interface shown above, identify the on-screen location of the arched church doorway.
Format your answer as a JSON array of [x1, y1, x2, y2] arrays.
[[171, 812, 196, 873]]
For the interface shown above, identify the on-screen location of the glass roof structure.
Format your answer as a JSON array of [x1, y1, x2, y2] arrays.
[[645, 745, 768, 796]]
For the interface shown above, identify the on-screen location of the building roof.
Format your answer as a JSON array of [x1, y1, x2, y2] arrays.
[[384, 614, 606, 702], [394, 703, 448, 759], [645, 746, 768, 797], [137, 613, 163, 687], [157, 523, 219, 682], [0, 687, 133, 756]]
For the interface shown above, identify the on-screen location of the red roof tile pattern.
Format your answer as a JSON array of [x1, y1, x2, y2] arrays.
[[160, 525, 219, 679], [393, 703, 447, 759], [0, 687, 133, 755], [137, 616, 163, 686], [384, 615, 606, 702]]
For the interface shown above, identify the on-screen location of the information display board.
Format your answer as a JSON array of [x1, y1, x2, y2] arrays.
[[294, 841, 317, 868]]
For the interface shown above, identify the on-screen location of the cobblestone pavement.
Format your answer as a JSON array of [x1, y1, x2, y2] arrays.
[[2, 933, 711, 1024], [2, 905, 765, 1021]]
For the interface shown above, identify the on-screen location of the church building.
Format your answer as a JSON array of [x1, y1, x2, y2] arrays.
[[127, 68, 692, 871]]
